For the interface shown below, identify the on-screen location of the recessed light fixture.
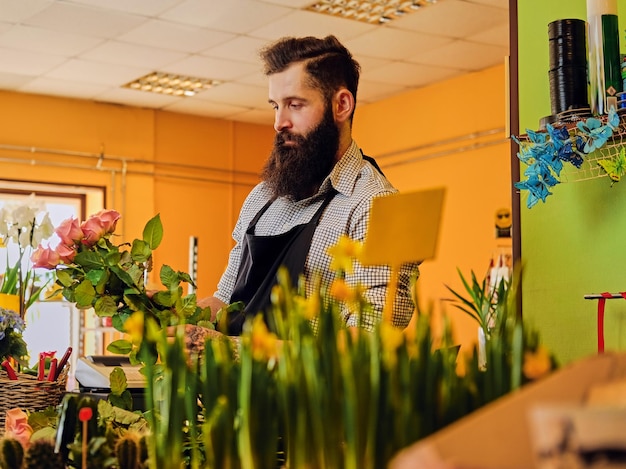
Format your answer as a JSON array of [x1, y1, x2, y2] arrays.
[[306, 0, 439, 24], [122, 72, 221, 97]]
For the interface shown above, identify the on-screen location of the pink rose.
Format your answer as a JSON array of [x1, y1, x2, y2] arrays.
[[56, 243, 76, 263], [94, 209, 121, 234], [55, 217, 83, 246], [5, 408, 32, 449], [80, 217, 106, 247], [31, 246, 61, 269]]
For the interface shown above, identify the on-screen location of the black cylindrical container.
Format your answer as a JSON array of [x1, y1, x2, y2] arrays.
[[548, 19, 589, 115]]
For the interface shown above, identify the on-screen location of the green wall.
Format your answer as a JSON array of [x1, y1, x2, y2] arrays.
[[519, 0, 626, 365]]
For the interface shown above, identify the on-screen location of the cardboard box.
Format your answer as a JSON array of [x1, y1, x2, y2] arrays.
[[389, 352, 626, 469]]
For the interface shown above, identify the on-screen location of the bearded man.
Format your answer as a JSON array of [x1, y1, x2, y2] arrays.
[[199, 35, 417, 335]]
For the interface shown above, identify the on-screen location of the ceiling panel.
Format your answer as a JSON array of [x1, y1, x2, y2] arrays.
[[0, 0, 510, 125]]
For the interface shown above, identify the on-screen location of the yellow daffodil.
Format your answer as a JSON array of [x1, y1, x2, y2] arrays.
[[326, 235, 363, 275], [294, 294, 320, 320], [523, 345, 552, 380], [329, 278, 355, 302], [250, 315, 279, 361], [124, 311, 144, 345]]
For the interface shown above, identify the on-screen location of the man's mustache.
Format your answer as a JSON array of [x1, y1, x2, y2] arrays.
[[275, 131, 305, 146]]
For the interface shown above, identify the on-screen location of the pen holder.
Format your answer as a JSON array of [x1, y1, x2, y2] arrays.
[[0, 368, 68, 434]]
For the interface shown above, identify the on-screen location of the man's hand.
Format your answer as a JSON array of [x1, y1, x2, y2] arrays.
[[167, 324, 227, 355], [197, 296, 227, 321]]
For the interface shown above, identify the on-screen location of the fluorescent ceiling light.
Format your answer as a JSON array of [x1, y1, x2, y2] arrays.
[[306, 0, 439, 24], [122, 72, 221, 97]]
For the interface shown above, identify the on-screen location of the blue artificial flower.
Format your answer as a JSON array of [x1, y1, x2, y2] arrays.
[[577, 117, 614, 153]]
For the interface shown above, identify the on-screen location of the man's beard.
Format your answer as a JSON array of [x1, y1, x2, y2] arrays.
[[261, 106, 339, 201]]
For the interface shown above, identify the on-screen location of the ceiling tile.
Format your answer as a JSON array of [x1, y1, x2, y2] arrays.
[[393, 0, 508, 39], [160, 0, 292, 34], [201, 36, 269, 64], [249, 10, 375, 41], [357, 80, 409, 104], [94, 87, 180, 109], [24, 2, 146, 39], [19, 76, 109, 99], [0, 46, 66, 75], [464, 0, 508, 9], [258, 0, 312, 7], [467, 22, 510, 48], [194, 82, 268, 108], [366, 61, 461, 87], [161, 55, 258, 81], [409, 40, 508, 71], [0, 71, 36, 89], [0, 0, 510, 124], [225, 107, 274, 125], [345, 28, 453, 61], [163, 98, 250, 118], [0, 0, 52, 23], [119, 19, 234, 53], [236, 70, 268, 87], [0, 25, 104, 56], [80, 40, 187, 69], [45, 59, 151, 86], [68, 0, 185, 16]]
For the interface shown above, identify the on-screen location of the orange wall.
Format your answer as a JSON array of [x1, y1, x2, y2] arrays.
[[354, 63, 510, 352], [0, 63, 509, 354], [0, 90, 274, 299]]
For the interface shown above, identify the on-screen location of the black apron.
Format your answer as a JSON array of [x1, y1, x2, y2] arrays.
[[227, 189, 337, 335]]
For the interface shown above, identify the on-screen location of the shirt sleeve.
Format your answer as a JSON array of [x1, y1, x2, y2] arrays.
[[213, 215, 243, 304]]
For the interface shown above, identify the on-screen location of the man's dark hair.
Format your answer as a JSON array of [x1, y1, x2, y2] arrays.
[[260, 35, 361, 118]]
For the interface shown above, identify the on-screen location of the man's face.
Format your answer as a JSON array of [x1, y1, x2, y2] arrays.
[[262, 63, 339, 200]]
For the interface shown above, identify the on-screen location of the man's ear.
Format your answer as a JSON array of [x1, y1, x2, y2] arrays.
[[333, 88, 354, 123]]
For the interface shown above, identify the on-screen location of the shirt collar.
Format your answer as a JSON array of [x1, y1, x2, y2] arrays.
[[319, 140, 362, 197]]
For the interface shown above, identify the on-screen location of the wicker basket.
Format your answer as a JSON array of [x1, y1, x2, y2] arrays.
[[0, 369, 68, 433]]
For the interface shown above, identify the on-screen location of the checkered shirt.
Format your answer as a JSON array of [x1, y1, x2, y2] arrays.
[[214, 140, 418, 330]]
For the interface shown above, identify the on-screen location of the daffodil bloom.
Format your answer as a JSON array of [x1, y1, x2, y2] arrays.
[[523, 345, 552, 380], [294, 294, 319, 320], [250, 315, 278, 361], [329, 278, 355, 302], [326, 235, 362, 275], [124, 311, 144, 345]]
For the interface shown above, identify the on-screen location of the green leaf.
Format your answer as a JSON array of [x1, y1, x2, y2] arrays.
[[109, 366, 128, 395], [104, 250, 122, 266], [56, 269, 74, 287], [143, 213, 163, 250], [125, 264, 145, 286], [108, 390, 133, 411], [112, 312, 130, 332], [0, 263, 19, 294], [178, 294, 198, 315], [153, 290, 176, 308], [110, 265, 140, 289], [160, 264, 178, 290], [85, 268, 105, 287], [94, 295, 118, 316], [74, 250, 105, 270], [131, 239, 152, 263], [74, 280, 96, 308], [106, 339, 133, 355]]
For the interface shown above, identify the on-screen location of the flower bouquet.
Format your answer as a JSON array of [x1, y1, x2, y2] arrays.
[[0, 195, 55, 319], [0, 307, 27, 368], [32, 209, 213, 363]]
